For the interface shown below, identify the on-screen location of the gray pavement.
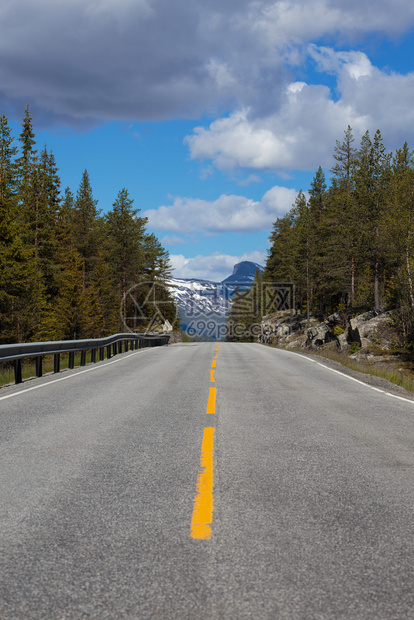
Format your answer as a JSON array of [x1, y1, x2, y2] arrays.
[[1, 342, 414, 619]]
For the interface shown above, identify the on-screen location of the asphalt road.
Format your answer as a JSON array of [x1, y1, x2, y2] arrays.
[[1, 342, 414, 619]]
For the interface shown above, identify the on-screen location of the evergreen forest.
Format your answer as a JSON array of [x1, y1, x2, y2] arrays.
[[228, 126, 414, 344], [0, 106, 177, 345]]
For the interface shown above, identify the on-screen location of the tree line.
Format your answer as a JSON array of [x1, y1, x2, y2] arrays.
[[228, 126, 414, 343], [0, 105, 177, 345]]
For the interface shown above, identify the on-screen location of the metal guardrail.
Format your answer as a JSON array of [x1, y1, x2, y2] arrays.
[[0, 333, 170, 385]]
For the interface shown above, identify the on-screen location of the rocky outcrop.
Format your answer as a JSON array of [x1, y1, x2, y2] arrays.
[[260, 309, 399, 358]]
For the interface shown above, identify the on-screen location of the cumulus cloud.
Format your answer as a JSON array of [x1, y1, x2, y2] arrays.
[[143, 186, 299, 234], [2, 0, 414, 124], [170, 250, 267, 281], [185, 45, 414, 172]]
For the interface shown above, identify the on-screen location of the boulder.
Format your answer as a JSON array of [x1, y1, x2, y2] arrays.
[[306, 322, 333, 347], [260, 308, 399, 358]]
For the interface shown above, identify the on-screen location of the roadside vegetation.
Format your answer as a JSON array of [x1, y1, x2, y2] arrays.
[[308, 347, 414, 393], [0, 351, 99, 387], [0, 105, 177, 346], [228, 125, 414, 357]]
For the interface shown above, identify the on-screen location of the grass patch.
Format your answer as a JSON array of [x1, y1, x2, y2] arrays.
[[0, 350, 97, 388], [309, 348, 414, 393]]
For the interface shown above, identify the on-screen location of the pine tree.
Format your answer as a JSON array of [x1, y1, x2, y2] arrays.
[[307, 166, 328, 313], [93, 251, 119, 336], [38, 248, 101, 341], [331, 125, 357, 189], [17, 104, 36, 193], [0, 114, 42, 343], [35, 144, 61, 298], [292, 190, 312, 323], [17, 104, 39, 249], [72, 169, 102, 288], [56, 187, 75, 250], [263, 212, 296, 283], [384, 143, 414, 339], [330, 126, 359, 305], [106, 188, 147, 329], [354, 129, 391, 309]]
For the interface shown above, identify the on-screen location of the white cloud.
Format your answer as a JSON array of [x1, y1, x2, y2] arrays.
[[170, 250, 267, 281], [144, 186, 299, 234], [2, 0, 414, 124], [185, 46, 414, 173], [308, 45, 373, 79]]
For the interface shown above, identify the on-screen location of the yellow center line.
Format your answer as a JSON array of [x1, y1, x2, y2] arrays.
[[190, 427, 215, 540], [206, 386, 216, 414], [215, 343, 219, 351], [210, 369, 215, 383], [211, 359, 216, 368]]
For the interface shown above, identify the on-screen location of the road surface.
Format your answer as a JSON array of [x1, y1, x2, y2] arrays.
[[1, 342, 414, 619]]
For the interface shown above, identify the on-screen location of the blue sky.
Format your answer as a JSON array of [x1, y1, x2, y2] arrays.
[[2, 0, 414, 281]]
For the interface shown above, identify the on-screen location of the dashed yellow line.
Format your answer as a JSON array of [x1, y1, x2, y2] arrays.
[[206, 386, 216, 414], [190, 343, 219, 540], [190, 427, 215, 540]]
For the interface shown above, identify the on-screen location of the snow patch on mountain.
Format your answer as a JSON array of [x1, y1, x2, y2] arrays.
[[167, 261, 264, 338]]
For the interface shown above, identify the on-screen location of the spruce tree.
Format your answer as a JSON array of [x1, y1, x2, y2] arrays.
[[0, 114, 42, 343], [330, 126, 359, 306], [331, 125, 357, 189], [354, 130, 391, 309], [106, 188, 147, 329], [384, 143, 414, 339], [72, 169, 101, 288]]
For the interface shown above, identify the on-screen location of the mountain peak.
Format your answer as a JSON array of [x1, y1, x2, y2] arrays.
[[222, 261, 263, 284], [168, 260, 264, 339]]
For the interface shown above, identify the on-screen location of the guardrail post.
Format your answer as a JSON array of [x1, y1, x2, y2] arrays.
[[0, 333, 169, 386], [36, 355, 43, 378], [14, 359, 22, 384]]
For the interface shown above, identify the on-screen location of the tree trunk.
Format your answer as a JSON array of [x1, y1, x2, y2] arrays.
[[374, 257, 379, 311], [374, 226, 380, 311], [351, 254, 355, 308], [406, 244, 414, 311], [306, 247, 310, 328]]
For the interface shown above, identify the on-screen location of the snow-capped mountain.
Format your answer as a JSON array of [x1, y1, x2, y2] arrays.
[[168, 278, 230, 318], [168, 261, 264, 339]]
